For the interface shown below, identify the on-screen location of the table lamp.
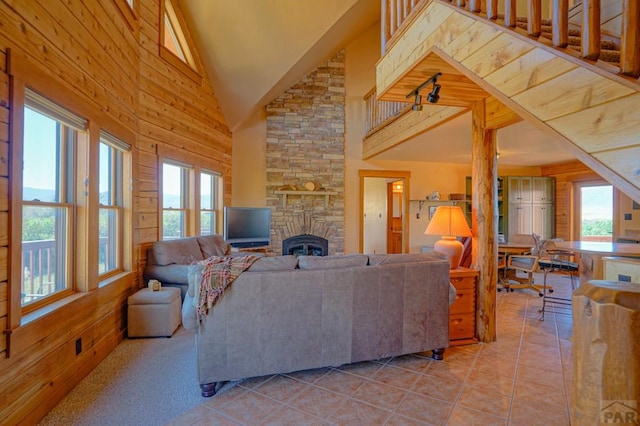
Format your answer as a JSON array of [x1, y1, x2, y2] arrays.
[[424, 205, 472, 269]]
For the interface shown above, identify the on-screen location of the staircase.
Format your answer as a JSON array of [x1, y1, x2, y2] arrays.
[[515, 17, 622, 66], [374, 0, 640, 202]]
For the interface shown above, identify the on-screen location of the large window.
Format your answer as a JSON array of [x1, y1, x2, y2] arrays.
[[99, 132, 130, 276], [200, 171, 222, 235], [162, 161, 191, 240], [21, 90, 86, 307]]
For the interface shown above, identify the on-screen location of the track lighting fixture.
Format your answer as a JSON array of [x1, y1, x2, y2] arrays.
[[412, 94, 423, 111], [427, 82, 441, 103], [406, 72, 442, 109]]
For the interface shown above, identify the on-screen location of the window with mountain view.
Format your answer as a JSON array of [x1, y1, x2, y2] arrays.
[[162, 161, 191, 240], [21, 90, 86, 307], [99, 132, 131, 276], [200, 171, 222, 235]]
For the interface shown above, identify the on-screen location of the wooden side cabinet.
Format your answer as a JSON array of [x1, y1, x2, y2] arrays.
[[449, 267, 479, 346]]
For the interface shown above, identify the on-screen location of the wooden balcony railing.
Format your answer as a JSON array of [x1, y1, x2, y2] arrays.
[[22, 238, 113, 303], [363, 86, 411, 136], [382, 0, 640, 78]]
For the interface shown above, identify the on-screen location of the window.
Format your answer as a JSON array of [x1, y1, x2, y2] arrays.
[[200, 171, 222, 235], [162, 161, 191, 240], [162, 0, 196, 69], [99, 132, 131, 276], [113, 0, 138, 31], [159, 0, 201, 83], [21, 89, 87, 307]]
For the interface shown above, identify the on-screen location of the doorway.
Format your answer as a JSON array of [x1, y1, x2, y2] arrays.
[[359, 170, 411, 254], [575, 182, 613, 242]]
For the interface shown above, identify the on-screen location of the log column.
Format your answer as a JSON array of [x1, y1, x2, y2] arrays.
[[471, 100, 498, 343]]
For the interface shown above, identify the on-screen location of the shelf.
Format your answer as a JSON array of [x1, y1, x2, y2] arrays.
[[410, 199, 469, 211], [274, 190, 337, 207]]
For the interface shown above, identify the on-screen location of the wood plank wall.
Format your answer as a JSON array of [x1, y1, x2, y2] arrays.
[[0, 1, 231, 423]]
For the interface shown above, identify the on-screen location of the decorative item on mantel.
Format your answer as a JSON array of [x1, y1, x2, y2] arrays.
[[274, 182, 336, 207]]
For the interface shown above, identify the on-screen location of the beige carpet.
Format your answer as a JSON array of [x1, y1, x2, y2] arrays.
[[39, 325, 208, 426]]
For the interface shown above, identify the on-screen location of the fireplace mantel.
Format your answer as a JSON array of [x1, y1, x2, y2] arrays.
[[274, 190, 337, 207]]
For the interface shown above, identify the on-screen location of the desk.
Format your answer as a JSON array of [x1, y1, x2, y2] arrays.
[[555, 241, 640, 285], [615, 235, 640, 244], [498, 243, 533, 256]]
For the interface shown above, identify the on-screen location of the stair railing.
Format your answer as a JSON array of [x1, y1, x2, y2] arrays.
[[382, 0, 639, 78]]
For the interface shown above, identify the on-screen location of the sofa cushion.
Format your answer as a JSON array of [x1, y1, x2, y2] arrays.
[[248, 255, 298, 272], [298, 254, 369, 270], [197, 235, 229, 258], [368, 252, 446, 265], [152, 237, 204, 266], [145, 264, 191, 285], [187, 262, 205, 298]]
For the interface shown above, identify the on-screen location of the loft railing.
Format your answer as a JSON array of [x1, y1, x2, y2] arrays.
[[363, 86, 410, 136], [382, 0, 640, 78]]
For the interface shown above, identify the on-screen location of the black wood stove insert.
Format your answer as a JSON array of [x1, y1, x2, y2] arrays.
[[282, 234, 328, 256]]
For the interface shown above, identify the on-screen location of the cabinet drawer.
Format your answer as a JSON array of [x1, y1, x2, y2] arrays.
[[450, 314, 475, 341], [450, 286, 475, 315], [450, 275, 475, 290]]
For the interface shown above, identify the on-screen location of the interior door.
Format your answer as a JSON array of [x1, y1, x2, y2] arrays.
[[359, 170, 411, 254]]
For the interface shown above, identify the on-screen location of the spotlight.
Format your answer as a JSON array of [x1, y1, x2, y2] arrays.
[[427, 83, 441, 104], [405, 72, 442, 110], [412, 93, 423, 111]]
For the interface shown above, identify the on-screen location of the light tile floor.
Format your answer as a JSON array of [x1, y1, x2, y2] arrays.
[[169, 272, 574, 426]]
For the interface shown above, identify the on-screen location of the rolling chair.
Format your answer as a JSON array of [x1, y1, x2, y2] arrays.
[[533, 234, 579, 320], [503, 233, 554, 296]]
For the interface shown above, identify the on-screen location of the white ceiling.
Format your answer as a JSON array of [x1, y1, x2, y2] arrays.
[[179, 0, 576, 167], [373, 111, 576, 166]]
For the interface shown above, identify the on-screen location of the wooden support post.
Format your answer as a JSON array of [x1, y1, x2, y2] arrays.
[[504, 0, 517, 27], [528, 0, 542, 37], [582, 0, 601, 60], [552, 0, 569, 48], [486, 0, 498, 19], [471, 100, 497, 343], [620, 0, 640, 77]]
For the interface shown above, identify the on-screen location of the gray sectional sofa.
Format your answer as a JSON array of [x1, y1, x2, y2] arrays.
[[181, 249, 454, 397], [143, 235, 230, 300]]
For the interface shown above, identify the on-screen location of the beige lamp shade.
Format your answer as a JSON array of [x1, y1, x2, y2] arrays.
[[424, 206, 472, 269]]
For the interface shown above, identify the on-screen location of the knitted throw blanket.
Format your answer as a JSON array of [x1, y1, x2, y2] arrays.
[[196, 255, 260, 324]]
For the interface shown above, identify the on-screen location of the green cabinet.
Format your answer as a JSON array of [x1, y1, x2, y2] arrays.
[[466, 176, 554, 242]]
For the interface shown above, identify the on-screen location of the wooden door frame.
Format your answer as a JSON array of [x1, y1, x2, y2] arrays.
[[359, 170, 411, 253], [572, 179, 617, 241]]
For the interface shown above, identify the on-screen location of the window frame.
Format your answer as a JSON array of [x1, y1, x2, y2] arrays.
[[8, 61, 136, 335], [98, 132, 132, 279], [159, 0, 202, 83], [19, 91, 86, 312], [113, 0, 139, 32], [159, 146, 225, 241], [161, 160, 193, 240], [199, 170, 223, 236]]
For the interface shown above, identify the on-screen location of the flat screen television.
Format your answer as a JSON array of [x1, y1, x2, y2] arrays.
[[223, 207, 271, 248]]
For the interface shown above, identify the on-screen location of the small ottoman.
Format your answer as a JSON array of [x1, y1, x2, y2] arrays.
[[128, 287, 181, 338]]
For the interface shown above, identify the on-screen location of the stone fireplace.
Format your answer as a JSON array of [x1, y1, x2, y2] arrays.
[[265, 50, 345, 255]]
